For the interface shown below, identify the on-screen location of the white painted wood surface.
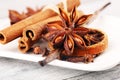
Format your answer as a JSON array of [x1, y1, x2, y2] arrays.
[[0, 57, 120, 80], [0, 0, 120, 80]]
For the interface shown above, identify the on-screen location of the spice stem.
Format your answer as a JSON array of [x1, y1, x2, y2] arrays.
[[39, 49, 60, 66], [95, 2, 111, 14], [85, 2, 111, 25]]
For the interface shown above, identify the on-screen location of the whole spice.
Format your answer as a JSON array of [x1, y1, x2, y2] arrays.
[[84, 30, 104, 46], [33, 46, 49, 56], [44, 7, 91, 56], [0, 8, 58, 44], [39, 49, 61, 66], [38, 7, 92, 66], [39, 2, 110, 66], [9, 7, 44, 24], [17, 0, 82, 52], [33, 46, 42, 54]]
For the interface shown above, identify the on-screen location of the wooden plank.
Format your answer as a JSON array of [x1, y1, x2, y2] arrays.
[[0, 57, 88, 80], [0, 57, 120, 80], [64, 64, 120, 80]]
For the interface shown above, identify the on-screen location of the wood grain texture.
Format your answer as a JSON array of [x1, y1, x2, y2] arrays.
[[0, 57, 120, 80]]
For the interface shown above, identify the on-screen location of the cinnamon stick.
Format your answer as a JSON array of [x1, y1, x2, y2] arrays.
[[23, 16, 61, 41], [18, 37, 40, 53], [0, 0, 81, 44], [23, 10, 84, 41], [18, 37, 32, 53], [0, 9, 57, 44]]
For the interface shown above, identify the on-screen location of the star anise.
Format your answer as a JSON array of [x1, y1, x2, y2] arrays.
[[45, 7, 92, 55], [39, 7, 93, 66], [39, 2, 110, 66], [9, 7, 43, 24]]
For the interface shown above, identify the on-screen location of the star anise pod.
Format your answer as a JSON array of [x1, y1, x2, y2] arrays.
[[9, 7, 43, 24], [45, 7, 92, 56], [39, 7, 92, 66], [39, 2, 110, 66]]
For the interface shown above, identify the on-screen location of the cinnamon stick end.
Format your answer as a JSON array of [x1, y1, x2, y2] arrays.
[[18, 38, 30, 53], [26, 30, 34, 40], [0, 33, 6, 44]]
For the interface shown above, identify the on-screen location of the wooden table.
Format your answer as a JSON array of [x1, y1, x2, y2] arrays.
[[0, 57, 120, 80]]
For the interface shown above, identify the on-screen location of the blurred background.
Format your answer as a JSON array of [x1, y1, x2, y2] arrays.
[[0, 0, 119, 18]]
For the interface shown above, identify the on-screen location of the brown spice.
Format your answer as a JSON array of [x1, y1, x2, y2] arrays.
[[39, 2, 110, 66], [44, 7, 89, 56], [9, 7, 43, 24], [66, 57, 85, 63], [33, 46, 42, 54]]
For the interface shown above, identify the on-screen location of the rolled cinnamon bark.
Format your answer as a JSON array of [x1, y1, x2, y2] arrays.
[[18, 38, 31, 53], [0, 9, 57, 44], [18, 37, 38, 53], [23, 16, 61, 41], [23, 10, 84, 41], [0, 0, 81, 44], [21, 11, 84, 52]]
